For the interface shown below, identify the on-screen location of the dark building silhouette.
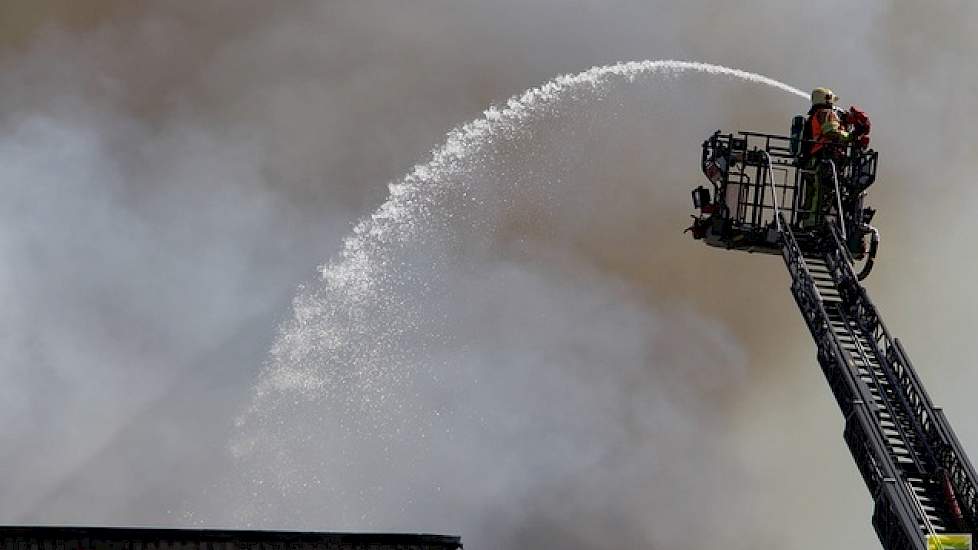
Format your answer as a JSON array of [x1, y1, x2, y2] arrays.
[[0, 526, 462, 550]]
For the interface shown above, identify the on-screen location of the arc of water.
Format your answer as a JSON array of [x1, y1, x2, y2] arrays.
[[315, 60, 806, 308], [259, 60, 808, 400]]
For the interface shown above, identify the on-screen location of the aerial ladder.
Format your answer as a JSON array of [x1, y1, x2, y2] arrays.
[[688, 123, 978, 550]]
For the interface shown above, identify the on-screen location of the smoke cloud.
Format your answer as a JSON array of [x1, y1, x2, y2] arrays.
[[2, 2, 977, 550]]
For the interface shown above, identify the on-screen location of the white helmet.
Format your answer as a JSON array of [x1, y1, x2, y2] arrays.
[[811, 87, 838, 106]]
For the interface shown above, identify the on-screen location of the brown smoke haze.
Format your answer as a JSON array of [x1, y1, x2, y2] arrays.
[[1, 2, 977, 550]]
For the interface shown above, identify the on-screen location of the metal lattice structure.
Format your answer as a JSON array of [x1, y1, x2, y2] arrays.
[[783, 216, 978, 549], [690, 128, 978, 549]]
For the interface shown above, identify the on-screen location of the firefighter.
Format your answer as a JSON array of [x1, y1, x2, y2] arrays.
[[797, 87, 848, 228], [806, 87, 849, 154], [796, 88, 873, 229]]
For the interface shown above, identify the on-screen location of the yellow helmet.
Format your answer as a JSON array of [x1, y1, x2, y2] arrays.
[[811, 87, 838, 106]]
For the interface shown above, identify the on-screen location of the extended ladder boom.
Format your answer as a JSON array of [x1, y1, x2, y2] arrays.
[[779, 212, 978, 549]]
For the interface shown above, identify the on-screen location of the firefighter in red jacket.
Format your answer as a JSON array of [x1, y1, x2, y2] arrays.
[[798, 87, 871, 228]]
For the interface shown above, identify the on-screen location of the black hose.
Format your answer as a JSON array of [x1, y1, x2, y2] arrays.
[[857, 225, 880, 281]]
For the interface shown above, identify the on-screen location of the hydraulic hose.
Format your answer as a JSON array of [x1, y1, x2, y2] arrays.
[[857, 224, 880, 281]]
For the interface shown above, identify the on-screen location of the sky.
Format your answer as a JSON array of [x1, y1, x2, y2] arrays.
[[1, 2, 977, 549]]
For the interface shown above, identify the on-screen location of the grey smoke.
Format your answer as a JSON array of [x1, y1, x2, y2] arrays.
[[1, 2, 977, 550]]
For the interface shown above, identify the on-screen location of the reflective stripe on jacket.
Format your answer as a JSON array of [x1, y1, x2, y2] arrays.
[[808, 106, 849, 155]]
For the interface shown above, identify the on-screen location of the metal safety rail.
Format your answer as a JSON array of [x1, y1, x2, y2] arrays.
[[700, 131, 878, 234], [779, 212, 978, 549]]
